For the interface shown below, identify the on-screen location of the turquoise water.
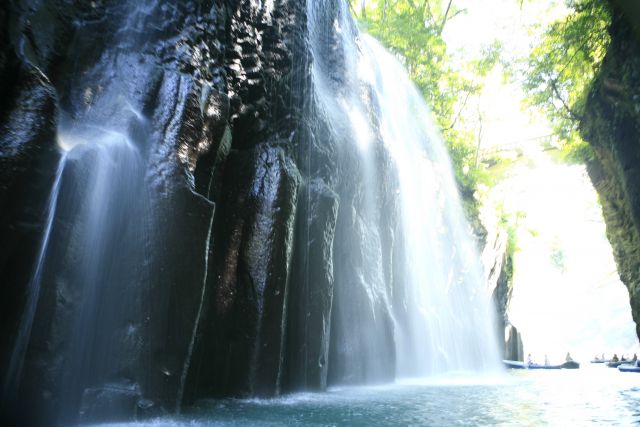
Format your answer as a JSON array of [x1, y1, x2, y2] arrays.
[[92, 367, 640, 426]]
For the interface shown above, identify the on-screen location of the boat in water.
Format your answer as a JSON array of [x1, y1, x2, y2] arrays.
[[618, 363, 640, 373], [560, 360, 580, 369], [607, 361, 628, 368], [503, 360, 580, 370]]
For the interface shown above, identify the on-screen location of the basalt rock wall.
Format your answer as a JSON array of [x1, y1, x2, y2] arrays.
[[0, 0, 340, 424]]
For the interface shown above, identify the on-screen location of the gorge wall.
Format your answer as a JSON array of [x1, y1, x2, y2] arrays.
[[0, 0, 331, 424], [581, 5, 640, 341]]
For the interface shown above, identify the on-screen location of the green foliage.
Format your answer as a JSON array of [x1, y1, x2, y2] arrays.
[[477, 152, 520, 189], [522, 0, 611, 163], [498, 207, 523, 283], [356, 1, 455, 122], [352, 0, 502, 191]]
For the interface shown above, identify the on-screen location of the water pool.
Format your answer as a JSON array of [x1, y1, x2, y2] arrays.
[[87, 366, 640, 426]]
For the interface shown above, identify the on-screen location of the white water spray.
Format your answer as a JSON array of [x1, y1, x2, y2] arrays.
[[362, 36, 500, 375], [308, 1, 501, 380]]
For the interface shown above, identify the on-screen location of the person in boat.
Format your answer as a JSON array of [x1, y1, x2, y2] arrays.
[[527, 353, 533, 365], [565, 352, 573, 362], [544, 354, 549, 365], [612, 353, 619, 362], [632, 353, 638, 363], [621, 354, 627, 362]]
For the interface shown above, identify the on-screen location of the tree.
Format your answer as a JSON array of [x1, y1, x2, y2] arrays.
[[522, 0, 611, 162]]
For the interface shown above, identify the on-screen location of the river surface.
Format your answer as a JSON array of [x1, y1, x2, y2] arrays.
[[91, 366, 640, 426]]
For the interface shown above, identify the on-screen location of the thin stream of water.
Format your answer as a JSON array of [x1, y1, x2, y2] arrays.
[[3, 153, 67, 399]]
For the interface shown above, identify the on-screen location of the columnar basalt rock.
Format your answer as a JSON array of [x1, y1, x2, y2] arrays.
[[0, 0, 327, 422], [0, 59, 59, 393], [285, 179, 339, 392], [504, 324, 524, 362], [0, 1, 233, 423], [193, 145, 300, 398]]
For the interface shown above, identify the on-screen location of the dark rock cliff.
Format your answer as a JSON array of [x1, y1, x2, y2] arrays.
[[0, 0, 315, 424], [581, 6, 640, 341]]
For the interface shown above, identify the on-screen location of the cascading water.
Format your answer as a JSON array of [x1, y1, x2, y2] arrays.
[[4, 103, 150, 424], [3, 154, 67, 400], [307, 0, 500, 381], [363, 37, 500, 375], [53, 126, 146, 422]]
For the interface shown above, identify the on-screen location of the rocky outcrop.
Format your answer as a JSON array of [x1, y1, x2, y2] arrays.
[[581, 7, 640, 341], [504, 324, 524, 362], [483, 223, 519, 359]]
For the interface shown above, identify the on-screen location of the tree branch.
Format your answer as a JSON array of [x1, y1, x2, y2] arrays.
[[550, 79, 583, 122], [438, 0, 453, 35], [447, 8, 466, 22], [474, 101, 483, 167], [444, 90, 471, 132], [348, 0, 358, 18]]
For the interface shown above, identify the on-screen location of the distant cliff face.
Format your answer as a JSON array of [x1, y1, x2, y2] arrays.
[[581, 8, 640, 340], [482, 223, 520, 360]]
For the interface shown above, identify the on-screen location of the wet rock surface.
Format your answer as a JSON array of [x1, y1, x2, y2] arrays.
[[285, 179, 339, 392], [1, 0, 317, 423], [189, 145, 300, 398]]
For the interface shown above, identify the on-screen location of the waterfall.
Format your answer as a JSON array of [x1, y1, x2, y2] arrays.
[[3, 153, 67, 400], [364, 37, 501, 375], [307, 1, 501, 381], [54, 128, 146, 421], [3, 119, 148, 423]]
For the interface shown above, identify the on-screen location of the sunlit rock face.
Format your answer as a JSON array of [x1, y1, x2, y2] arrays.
[[581, 7, 640, 341]]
